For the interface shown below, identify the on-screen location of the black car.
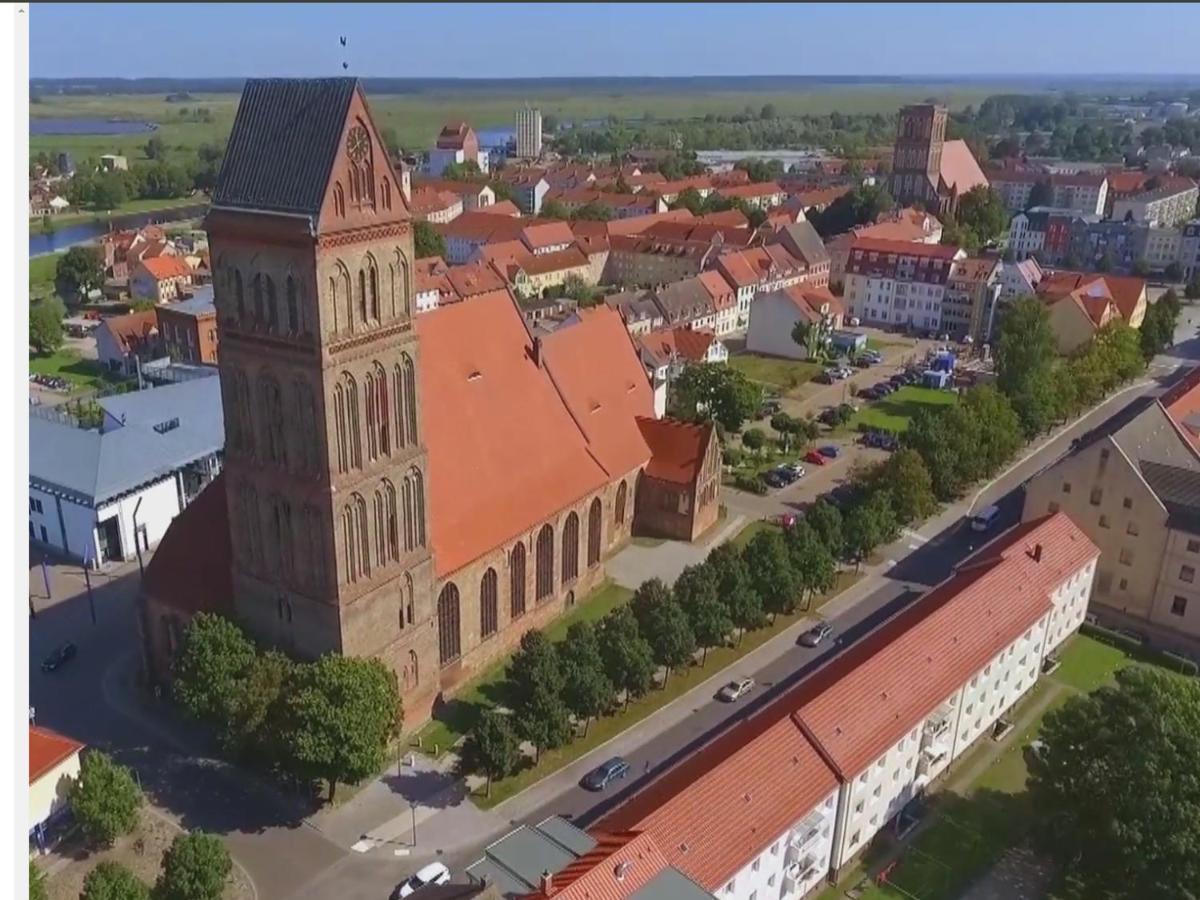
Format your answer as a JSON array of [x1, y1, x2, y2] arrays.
[[581, 757, 631, 791], [763, 469, 789, 489], [875, 383, 895, 396], [857, 388, 878, 401], [816, 372, 835, 385], [854, 357, 873, 369], [41, 642, 77, 673]]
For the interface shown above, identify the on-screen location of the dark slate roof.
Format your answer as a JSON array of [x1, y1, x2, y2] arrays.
[[653, 278, 714, 324], [628, 868, 715, 900], [1140, 460, 1200, 533], [778, 220, 830, 267], [212, 78, 358, 217]]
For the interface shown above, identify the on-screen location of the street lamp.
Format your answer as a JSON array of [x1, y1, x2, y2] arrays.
[[409, 800, 418, 847], [82, 541, 97, 625]]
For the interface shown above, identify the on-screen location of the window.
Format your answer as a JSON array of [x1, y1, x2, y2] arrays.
[[561, 512, 580, 585], [1119, 578, 1128, 590], [480, 568, 499, 639], [535, 524, 554, 602], [1090, 487, 1103, 506], [724, 883, 734, 896], [1099, 447, 1110, 472], [1099, 514, 1110, 529], [1172, 595, 1188, 617], [854, 800, 864, 814], [29, 497, 43, 514], [767, 876, 776, 889], [1188, 539, 1200, 554], [850, 831, 861, 849], [1123, 497, 1133, 510], [510, 543, 527, 619], [770, 842, 779, 856], [1126, 521, 1139, 536], [751, 860, 760, 873], [1181, 565, 1195, 583], [1048, 501, 1060, 514], [437, 583, 461, 665], [587, 497, 602, 568], [1119, 548, 1134, 566]]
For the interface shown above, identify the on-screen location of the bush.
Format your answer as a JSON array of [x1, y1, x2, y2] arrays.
[[69, 751, 143, 848], [154, 833, 231, 900], [81, 861, 149, 900], [734, 473, 767, 495]]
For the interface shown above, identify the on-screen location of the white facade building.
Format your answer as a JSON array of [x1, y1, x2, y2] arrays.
[[842, 238, 964, 333], [516, 105, 543, 159]]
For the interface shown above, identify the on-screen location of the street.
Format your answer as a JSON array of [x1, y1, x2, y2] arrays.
[[28, 317, 1200, 900]]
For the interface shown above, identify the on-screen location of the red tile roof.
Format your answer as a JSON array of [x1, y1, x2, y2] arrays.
[[850, 236, 962, 259], [542, 306, 654, 478], [409, 186, 462, 217], [791, 186, 851, 210], [696, 209, 749, 229], [415, 290, 611, 575], [796, 513, 1098, 779], [446, 261, 508, 298], [1106, 171, 1150, 195], [29, 725, 84, 784], [520, 831, 674, 900], [143, 475, 233, 616], [780, 284, 843, 322], [636, 417, 715, 487], [139, 256, 193, 280], [1037, 271, 1146, 323], [1160, 365, 1200, 450], [523, 220, 576, 250], [102, 310, 159, 353], [477, 199, 521, 217], [716, 181, 785, 200], [697, 270, 736, 310], [638, 326, 717, 367], [714, 252, 759, 289], [938, 139, 989, 196]]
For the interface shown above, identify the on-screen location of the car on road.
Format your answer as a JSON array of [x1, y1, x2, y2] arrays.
[[581, 756, 631, 791], [818, 445, 840, 459], [395, 863, 452, 899], [41, 642, 77, 673], [799, 621, 834, 647], [717, 677, 755, 702], [762, 470, 789, 489], [804, 449, 827, 466], [970, 504, 1001, 533]]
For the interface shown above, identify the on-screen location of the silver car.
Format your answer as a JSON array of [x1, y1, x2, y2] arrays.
[[717, 677, 755, 702]]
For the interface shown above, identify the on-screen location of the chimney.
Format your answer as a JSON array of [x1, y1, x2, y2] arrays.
[[1032, 543, 1043, 563], [532, 335, 544, 369], [540, 871, 554, 896]]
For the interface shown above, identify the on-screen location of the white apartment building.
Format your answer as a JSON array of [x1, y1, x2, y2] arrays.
[[842, 237, 965, 332], [1181, 221, 1200, 282], [516, 104, 543, 159], [1112, 181, 1199, 227], [1139, 226, 1183, 270], [997, 257, 1044, 301]]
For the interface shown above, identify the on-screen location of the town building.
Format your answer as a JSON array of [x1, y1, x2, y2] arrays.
[[696, 269, 739, 335], [827, 210, 940, 289], [546, 187, 666, 219], [95, 309, 160, 376], [637, 327, 728, 418], [409, 186, 465, 224], [515, 104, 543, 159], [768, 221, 832, 287], [842, 238, 966, 333], [439, 212, 574, 264], [652, 277, 720, 331], [1022, 368, 1200, 650], [130, 256, 194, 303], [415, 179, 496, 212], [634, 418, 722, 542], [1110, 177, 1198, 227], [888, 104, 988, 217], [1037, 271, 1147, 329], [140, 78, 721, 728], [29, 725, 84, 854], [714, 181, 787, 209], [604, 289, 665, 337], [98, 153, 128, 171], [496, 169, 551, 214], [1039, 280, 1120, 354], [156, 288, 219, 364], [942, 257, 1001, 344], [1180, 220, 1200, 282], [988, 168, 1109, 216], [29, 376, 223, 566], [428, 121, 489, 176], [996, 257, 1044, 302], [1135, 225, 1183, 271], [746, 285, 844, 361], [477, 242, 594, 300]]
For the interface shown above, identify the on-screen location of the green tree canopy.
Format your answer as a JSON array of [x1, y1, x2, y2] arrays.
[[955, 185, 1009, 245], [559, 621, 614, 734], [670, 363, 762, 433], [277, 655, 400, 800], [81, 862, 149, 900], [598, 605, 656, 706], [29, 297, 65, 354], [172, 613, 257, 725], [673, 562, 731, 664], [869, 448, 938, 524], [30, 860, 48, 900], [539, 198, 571, 220], [741, 427, 766, 453], [804, 498, 845, 559], [844, 489, 899, 567], [571, 201, 613, 221], [507, 630, 562, 706], [995, 296, 1060, 437], [743, 530, 800, 621], [69, 751, 143, 848], [783, 521, 837, 605], [441, 160, 482, 180], [222, 649, 294, 765], [55, 245, 106, 302], [413, 220, 446, 260], [154, 833, 231, 900], [706, 542, 764, 639], [144, 135, 166, 160], [1028, 667, 1200, 899], [460, 709, 520, 797]]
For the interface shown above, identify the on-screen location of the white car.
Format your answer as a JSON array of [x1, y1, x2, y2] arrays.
[[396, 863, 451, 899], [847, 316, 861, 326]]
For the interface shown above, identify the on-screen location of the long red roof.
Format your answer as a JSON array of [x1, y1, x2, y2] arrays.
[[30, 725, 84, 784]]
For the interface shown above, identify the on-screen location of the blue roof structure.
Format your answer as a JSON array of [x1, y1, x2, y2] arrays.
[[29, 377, 224, 506]]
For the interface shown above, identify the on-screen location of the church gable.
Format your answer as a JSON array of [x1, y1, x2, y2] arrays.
[[317, 87, 406, 233]]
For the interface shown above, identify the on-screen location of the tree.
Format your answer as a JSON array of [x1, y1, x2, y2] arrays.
[[760, 103, 778, 120], [1186, 279, 1200, 301], [91, 173, 129, 209], [55, 245, 105, 302], [955, 186, 1009, 245], [559, 622, 614, 735], [805, 498, 845, 559], [143, 135, 166, 160], [379, 127, 401, 157], [783, 521, 836, 607], [539, 198, 571, 220], [673, 562, 731, 664], [154, 833, 231, 900], [29, 297, 65, 354], [30, 860, 47, 900], [741, 427, 766, 453], [413, 221, 446, 260], [1140, 294, 1180, 361], [81, 862, 149, 900], [1165, 261, 1184, 283], [844, 489, 898, 568], [277, 655, 400, 800], [960, 385, 1024, 477], [872, 449, 937, 524], [743, 529, 801, 622], [670, 363, 762, 433], [1027, 668, 1200, 899], [809, 184, 894, 238], [488, 179, 514, 203], [69, 751, 143, 847], [995, 296, 1060, 437], [707, 542, 764, 642], [515, 682, 573, 763], [441, 160, 482, 181], [631, 578, 695, 684], [172, 613, 257, 725], [570, 200, 613, 222], [461, 709, 520, 797], [598, 605, 655, 707], [542, 113, 559, 133], [222, 650, 293, 765], [507, 631, 562, 706]]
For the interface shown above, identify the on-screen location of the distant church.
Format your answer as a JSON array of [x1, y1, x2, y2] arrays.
[[139, 78, 721, 727], [888, 104, 988, 218]]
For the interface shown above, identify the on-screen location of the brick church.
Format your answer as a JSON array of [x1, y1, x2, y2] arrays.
[[888, 103, 988, 218], [140, 79, 721, 727]]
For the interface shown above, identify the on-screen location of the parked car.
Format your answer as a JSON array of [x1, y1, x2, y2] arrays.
[[41, 642, 77, 673], [804, 449, 827, 466], [799, 621, 834, 647], [816, 372, 835, 385], [874, 383, 895, 396], [837, 366, 854, 379], [857, 388, 879, 401], [818, 445, 840, 459], [863, 431, 899, 451], [782, 462, 806, 479], [395, 863, 451, 899], [581, 757, 631, 791], [847, 316, 861, 326], [854, 357, 873, 369], [717, 677, 755, 703], [762, 470, 789, 489], [759, 399, 782, 418]]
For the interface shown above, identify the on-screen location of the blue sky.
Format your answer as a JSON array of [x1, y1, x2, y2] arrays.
[[30, 3, 1200, 79]]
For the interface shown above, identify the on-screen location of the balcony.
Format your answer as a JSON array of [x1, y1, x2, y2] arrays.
[[917, 740, 950, 777], [785, 810, 827, 865], [921, 703, 954, 748], [782, 857, 820, 895]]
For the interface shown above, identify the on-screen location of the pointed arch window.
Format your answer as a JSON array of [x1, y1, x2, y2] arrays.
[[358, 269, 368, 325], [303, 504, 325, 590], [261, 377, 288, 469], [253, 273, 264, 325], [265, 275, 278, 332], [481, 568, 499, 639], [562, 512, 580, 585], [333, 182, 346, 218], [403, 572, 415, 627], [510, 542, 526, 619], [615, 480, 628, 526], [286, 275, 299, 334], [403, 353, 418, 443], [587, 497, 602, 568], [407, 648, 419, 688], [234, 269, 245, 321], [535, 524, 554, 602], [294, 380, 319, 475], [437, 583, 461, 665]]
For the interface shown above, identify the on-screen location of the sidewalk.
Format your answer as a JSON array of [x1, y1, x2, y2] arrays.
[[605, 511, 746, 589]]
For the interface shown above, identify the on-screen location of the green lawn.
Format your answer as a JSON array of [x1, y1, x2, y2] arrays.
[[33, 195, 204, 228], [29, 349, 112, 390], [728, 353, 821, 393], [848, 386, 957, 433], [29, 252, 64, 301], [865, 337, 910, 352], [729, 518, 780, 550]]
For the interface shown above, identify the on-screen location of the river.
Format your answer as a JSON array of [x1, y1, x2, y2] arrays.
[[30, 203, 210, 257]]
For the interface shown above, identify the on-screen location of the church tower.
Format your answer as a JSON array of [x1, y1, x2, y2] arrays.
[[205, 79, 439, 721], [889, 103, 947, 210]]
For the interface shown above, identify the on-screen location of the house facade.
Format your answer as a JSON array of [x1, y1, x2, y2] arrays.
[[842, 238, 965, 333]]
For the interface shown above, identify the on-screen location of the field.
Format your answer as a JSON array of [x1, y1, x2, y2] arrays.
[[849, 385, 957, 433], [33, 194, 203, 227], [727, 352, 821, 393], [28, 84, 1017, 159]]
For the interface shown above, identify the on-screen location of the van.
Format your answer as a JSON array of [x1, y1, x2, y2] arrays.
[[970, 505, 1001, 533]]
